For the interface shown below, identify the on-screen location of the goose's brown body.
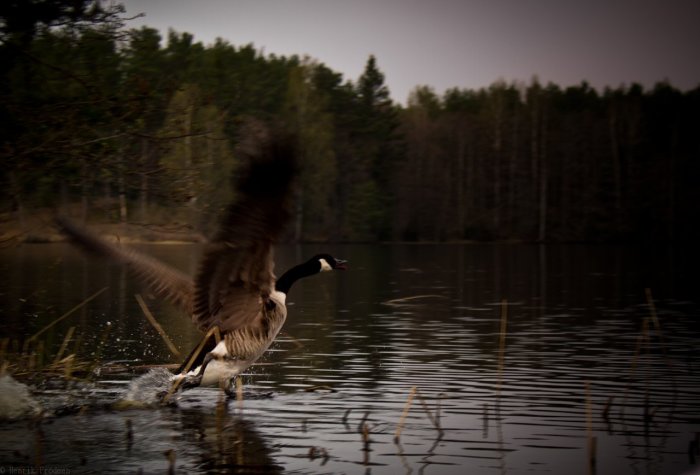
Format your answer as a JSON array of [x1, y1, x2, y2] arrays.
[[57, 130, 346, 391]]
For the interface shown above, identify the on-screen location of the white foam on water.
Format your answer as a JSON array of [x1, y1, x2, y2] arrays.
[[0, 374, 42, 420], [119, 368, 175, 406]]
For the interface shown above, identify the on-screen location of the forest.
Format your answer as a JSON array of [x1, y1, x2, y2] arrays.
[[2, 1, 699, 243]]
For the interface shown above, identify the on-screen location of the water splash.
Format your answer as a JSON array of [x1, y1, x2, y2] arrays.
[[0, 374, 42, 419], [117, 368, 175, 407]]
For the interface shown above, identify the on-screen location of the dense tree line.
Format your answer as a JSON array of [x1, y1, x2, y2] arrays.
[[2, 1, 698, 242], [400, 81, 700, 242]]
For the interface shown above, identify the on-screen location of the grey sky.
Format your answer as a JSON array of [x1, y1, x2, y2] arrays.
[[121, 0, 700, 104]]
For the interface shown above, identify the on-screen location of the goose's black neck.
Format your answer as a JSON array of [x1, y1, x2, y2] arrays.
[[275, 260, 319, 295]]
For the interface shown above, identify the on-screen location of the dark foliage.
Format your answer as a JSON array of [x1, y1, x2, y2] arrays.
[[2, 3, 698, 242]]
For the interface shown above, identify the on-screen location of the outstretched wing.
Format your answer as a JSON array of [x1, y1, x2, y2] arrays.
[[55, 216, 195, 313], [192, 129, 297, 333]]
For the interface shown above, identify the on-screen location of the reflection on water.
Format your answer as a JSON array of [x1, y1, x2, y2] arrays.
[[0, 243, 699, 474]]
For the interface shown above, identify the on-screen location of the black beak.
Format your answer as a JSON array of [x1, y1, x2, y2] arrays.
[[334, 259, 348, 270]]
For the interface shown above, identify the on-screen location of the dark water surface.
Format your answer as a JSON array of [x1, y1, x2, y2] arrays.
[[0, 243, 698, 474]]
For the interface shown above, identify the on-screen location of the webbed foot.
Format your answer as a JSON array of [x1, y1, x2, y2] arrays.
[[180, 374, 203, 390]]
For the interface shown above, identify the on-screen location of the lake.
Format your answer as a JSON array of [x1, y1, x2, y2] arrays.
[[0, 242, 698, 474]]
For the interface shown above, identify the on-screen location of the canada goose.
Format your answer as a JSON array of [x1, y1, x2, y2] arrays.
[[56, 131, 346, 393]]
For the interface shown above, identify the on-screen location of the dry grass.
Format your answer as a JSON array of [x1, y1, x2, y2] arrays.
[[1, 334, 95, 382], [1, 289, 114, 381]]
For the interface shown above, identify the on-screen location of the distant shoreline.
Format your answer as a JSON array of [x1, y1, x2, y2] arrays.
[[0, 213, 685, 246], [1, 219, 206, 247]]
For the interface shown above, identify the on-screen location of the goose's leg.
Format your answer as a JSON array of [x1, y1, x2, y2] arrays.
[[181, 353, 214, 389], [223, 375, 238, 398]]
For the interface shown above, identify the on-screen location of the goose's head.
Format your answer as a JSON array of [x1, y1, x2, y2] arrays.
[[311, 254, 348, 273], [275, 253, 348, 294]]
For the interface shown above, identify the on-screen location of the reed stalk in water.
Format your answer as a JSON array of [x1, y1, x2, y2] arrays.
[[342, 408, 352, 426], [416, 389, 442, 434], [53, 326, 76, 364], [135, 294, 181, 358], [361, 422, 371, 465], [28, 287, 108, 343], [394, 386, 417, 443], [394, 386, 444, 443]]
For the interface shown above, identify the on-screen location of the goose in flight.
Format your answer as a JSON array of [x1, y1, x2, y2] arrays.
[[56, 131, 346, 393]]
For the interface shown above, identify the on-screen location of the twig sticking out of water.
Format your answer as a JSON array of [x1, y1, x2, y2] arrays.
[[135, 294, 181, 358], [357, 411, 370, 435], [393, 386, 444, 443], [53, 326, 76, 365], [60, 355, 75, 379], [28, 287, 108, 343], [585, 381, 597, 475], [394, 386, 417, 443], [360, 421, 371, 466], [416, 391, 442, 434], [619, 290, 676, 425], [342, 408, 352, 426]]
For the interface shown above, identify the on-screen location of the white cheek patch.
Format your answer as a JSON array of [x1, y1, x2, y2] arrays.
[[270, 290, 287, 304], [319, 258, 332, 272]]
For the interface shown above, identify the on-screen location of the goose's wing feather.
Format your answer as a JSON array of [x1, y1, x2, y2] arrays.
[[55, 216, 195, 313], [192, 132, 297, 333]]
